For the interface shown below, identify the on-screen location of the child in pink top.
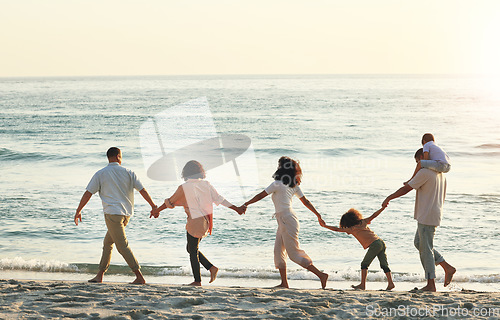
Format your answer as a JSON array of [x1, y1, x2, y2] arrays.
[[321, 207, 395, 290]]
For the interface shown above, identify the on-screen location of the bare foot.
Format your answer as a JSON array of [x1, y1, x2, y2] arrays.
[[130, 270, 146, 285], [274, 283, 289, 288], [319, 272, 329, 289], [420, 284, 436, 292], [88, 274, 103, 283], [209, 266, 218, 283], [130, 278, 146, 285], [386, 283, 395, 291], [444, 266, 456, 287], [88, 276, 102, 283], [351, 284, 365, 290], [188, 281, 202, 286]]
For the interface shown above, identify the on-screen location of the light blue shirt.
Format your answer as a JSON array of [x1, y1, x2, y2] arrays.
[[86, 162, 144, 216]]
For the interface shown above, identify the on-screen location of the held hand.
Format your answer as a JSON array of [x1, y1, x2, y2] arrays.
[[74, 212, 82, 226], [150, 206, 159, 219], [236, 206, 246, 215], [318, 217, 326, 227], [382, 198, 390, 208]]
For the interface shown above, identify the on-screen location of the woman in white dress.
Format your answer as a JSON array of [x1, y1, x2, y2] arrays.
[[152, 160, 245, 286], [243, 156, 329, 289]]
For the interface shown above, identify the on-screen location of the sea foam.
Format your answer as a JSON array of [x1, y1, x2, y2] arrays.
[[0, 257, 78, 273], [2, 257, 497, 284]]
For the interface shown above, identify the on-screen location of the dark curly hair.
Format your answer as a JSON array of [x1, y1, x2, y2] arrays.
[[272, 156, 302, 188], [340, 208, 363, 228], [182, 160, 206, 181]]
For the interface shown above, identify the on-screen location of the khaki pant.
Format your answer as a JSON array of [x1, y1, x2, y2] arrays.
[[99, 214, 140, 272], [274, 211, 312, 269]]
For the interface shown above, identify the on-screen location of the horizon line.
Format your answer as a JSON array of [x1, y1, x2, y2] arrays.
[[1, 73, 498, 79]]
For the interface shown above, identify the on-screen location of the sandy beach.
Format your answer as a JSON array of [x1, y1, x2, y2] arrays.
[[1, 279, 499, 319]]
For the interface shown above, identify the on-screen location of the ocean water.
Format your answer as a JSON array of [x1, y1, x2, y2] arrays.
[[1, 75, 499, 291]]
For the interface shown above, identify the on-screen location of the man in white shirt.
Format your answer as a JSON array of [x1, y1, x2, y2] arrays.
[[382, 148, 456, 292], [74, 147, 156, 284]]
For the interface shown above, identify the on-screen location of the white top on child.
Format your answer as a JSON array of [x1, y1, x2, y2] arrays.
[[423, 141, 450, 165]]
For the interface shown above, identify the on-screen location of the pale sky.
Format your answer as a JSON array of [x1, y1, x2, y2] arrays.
[[1, 0, 500, 77]]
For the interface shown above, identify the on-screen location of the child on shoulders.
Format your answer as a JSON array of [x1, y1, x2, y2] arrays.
[[407, 133, 451, 183]]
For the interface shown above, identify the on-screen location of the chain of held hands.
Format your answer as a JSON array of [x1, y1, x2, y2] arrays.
[[149, 199, 246, 219], [147, 199, 342, 227], [76, 197, 387, 227]]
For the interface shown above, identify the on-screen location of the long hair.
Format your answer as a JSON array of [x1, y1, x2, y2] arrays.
[[272, 156, 302, 188], [182, 160, 206, 181], [340, 208, 363, 228]]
